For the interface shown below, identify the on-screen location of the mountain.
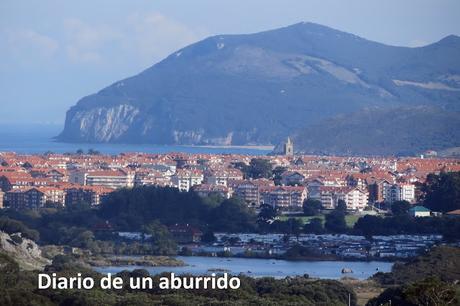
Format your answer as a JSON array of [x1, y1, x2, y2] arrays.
[[58, 22, 460, 149], [293, 106, 460, 156]]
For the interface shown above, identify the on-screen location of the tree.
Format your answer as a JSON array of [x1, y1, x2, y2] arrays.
[[284, 244, 321, 259], [99, 186, 212, 230], [143, 221, 177, 255], [404, 277, 457, 306], [246, 158, 273, 179], [423, 172, 460, 212], [336, 199, 347, 212], [391, 200, 411, 216], [179, 246, 193, 256], [211, 197, 256, 232], [354, 215, 382, 238], [87, 148, 101, 155], [201, 230, 216, 243], [258, 204, 278, 222], [325, 211, 347, 233], [273, 166, 287, 185], [70, 230, 95, 249], [304, 218, 324, 234], [303, 199, 323, 216], [287, 218, 304, 240], [0, 217, 40, 241], [269, 218, 303, 238], [368, 277, 458, 306]]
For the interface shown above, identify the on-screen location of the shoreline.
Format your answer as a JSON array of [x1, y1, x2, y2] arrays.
[[188, 252, 401, 263], [184, 144, 274, 150], [85, 253, 398, 266], [86, 255, 186, 267], [50, 140, 275, 151], [93, 255, 393, 281]]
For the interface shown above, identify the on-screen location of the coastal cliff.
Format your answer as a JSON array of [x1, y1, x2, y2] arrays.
[[58, 23, 460, 153]]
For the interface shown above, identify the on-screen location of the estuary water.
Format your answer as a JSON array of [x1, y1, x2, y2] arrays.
[[0, 124, 271, 155], [94, 256, 393, 280]]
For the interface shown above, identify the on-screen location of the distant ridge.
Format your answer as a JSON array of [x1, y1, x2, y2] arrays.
[[294, 106, 460, 156], [58, 22, 460, 155]]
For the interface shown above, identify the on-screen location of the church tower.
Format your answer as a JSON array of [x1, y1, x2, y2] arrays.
[[283, 137, 294, 156]]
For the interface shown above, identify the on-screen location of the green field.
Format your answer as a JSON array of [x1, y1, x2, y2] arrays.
[[279, 213, 361, 228]]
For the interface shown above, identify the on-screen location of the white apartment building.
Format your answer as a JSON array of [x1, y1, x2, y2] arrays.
[[206, 169, 244, 186], [344, 188, 369, 211], [69, 170, 134, 189], [260, 186, 307, 210], [317, 186, 368, 211], [171, 170, 204, 192], [384, 183, 416, 203]]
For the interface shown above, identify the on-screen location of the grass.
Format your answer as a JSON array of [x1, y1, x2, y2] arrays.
[[279, 212, 361, 228], [345, 214, 360, 227], [340, 279, 384, 306], [279, 215, 324, 223]]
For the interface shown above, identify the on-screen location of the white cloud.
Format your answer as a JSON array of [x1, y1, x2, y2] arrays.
[[1, 12, 208, 67], [66, 45, 101, 63], [63, 18, 121, 63], [3, 29, 59, 58], [60, 12, 207, 65], [125, 12, 205, 62]]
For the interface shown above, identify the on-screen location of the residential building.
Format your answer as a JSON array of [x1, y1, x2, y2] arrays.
[[6, 187, 65, 209], [145, 163, 176, 176], [192, 184, 231, 199], [30, 169, 67, 182], [306, 179, 324, 201], [280, 171, 305, 186], [346, 174, 368, 189], [344, 188, 369, 211], [409, 206, 431, 217], [171, 169, 204, 192], [260, 186, 307, 209], [231, 181, 260, 207], [0, 173, 46, 191], [384, 183, 416, 203], [70, 170, 134, 189], [65, 186, 113, 206], [318, 186, 368, 211], [368, 179, 391, 203], [205, 169, 244, 186], [169, 224, 203, 243], [134, 170, 172, 187]]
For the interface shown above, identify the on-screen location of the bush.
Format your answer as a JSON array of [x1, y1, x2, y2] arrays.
[[325, 211, 347, 233], [0, 217, 40, 241], [302, 199, 323, 216]]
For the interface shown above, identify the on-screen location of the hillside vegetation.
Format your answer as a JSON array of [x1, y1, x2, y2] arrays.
[[58, 22, 460, 155], [294, 106, 460, 156]]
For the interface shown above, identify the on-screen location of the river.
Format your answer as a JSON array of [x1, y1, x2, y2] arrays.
[[94, 256, 393, 280]]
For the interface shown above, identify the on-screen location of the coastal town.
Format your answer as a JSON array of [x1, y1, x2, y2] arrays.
[[1, 139, 459, 215], [1, 139, 460, 262]]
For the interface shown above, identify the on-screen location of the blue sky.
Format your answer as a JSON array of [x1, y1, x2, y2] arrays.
[[1, 0, 459, 125]]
